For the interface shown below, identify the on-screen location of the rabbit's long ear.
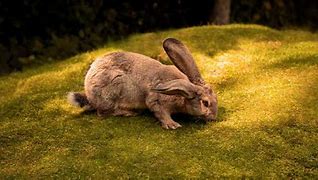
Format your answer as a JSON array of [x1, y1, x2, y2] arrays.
[[163, 38, 205, 85], [152, 79, 197, 99]]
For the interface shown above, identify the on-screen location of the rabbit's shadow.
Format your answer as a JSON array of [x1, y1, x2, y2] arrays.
[[74, 107, 227, 130], [139, 110, 206, 126], [172, 114, 206, 125], [79, 109, 97, 116]]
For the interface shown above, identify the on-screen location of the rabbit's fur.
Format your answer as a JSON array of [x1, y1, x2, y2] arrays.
[[68, 38, 217, 129]]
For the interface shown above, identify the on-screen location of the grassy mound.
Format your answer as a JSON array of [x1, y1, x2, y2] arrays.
[[1, 24, 318, 178]]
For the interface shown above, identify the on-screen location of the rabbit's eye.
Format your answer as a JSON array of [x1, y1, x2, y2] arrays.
[[202, 100, 209, 107]]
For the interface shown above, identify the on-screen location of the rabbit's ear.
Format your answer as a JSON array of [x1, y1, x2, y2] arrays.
[[152, 79, 197, 99], [163, 38, 205, 85]]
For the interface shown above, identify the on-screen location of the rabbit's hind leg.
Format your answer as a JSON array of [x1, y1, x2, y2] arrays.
[[97, 108, 113, 117]]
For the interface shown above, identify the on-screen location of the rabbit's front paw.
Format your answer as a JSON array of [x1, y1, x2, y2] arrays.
[[161, 120, 182, 130]]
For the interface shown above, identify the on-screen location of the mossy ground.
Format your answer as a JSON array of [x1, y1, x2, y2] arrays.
[[1, 24, 318, 178]]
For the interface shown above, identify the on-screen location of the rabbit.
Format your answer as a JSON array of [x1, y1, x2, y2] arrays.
[[68, 38, 217, 129]]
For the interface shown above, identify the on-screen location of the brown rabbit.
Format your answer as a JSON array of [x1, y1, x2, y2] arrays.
[[68, 38, 217, 129]]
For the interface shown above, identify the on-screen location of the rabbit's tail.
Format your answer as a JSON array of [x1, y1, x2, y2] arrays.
[[67, 92, 94, 111]]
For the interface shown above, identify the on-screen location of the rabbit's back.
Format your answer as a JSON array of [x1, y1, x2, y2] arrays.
[[84, 52, 166, 110]]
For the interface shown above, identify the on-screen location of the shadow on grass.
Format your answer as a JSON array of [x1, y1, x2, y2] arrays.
[[215, 77, 240, 92], [69, 107, 229, 132], [265, 54, 318, 69], [76, 107, 228, 131]]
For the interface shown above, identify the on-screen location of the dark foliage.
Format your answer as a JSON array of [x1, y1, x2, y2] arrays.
[[231, 0, 318, 28], [0, 0, 317, 74]]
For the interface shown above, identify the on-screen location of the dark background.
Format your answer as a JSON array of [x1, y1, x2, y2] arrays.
[[1, 0, 317, 74]]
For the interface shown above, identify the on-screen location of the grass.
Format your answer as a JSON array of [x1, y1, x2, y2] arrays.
[[1, 24, 318, 178]]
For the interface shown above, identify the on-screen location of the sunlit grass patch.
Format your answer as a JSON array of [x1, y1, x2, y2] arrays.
[[1, 24, 318, 178]]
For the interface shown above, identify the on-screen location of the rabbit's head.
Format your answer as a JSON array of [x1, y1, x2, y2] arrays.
[[160, 38, 218, 121], [153, 79, 218, 121], [188, 84, 218, 121]]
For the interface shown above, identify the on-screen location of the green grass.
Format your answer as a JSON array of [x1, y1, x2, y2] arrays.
[[1, 24, 318, 178]]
